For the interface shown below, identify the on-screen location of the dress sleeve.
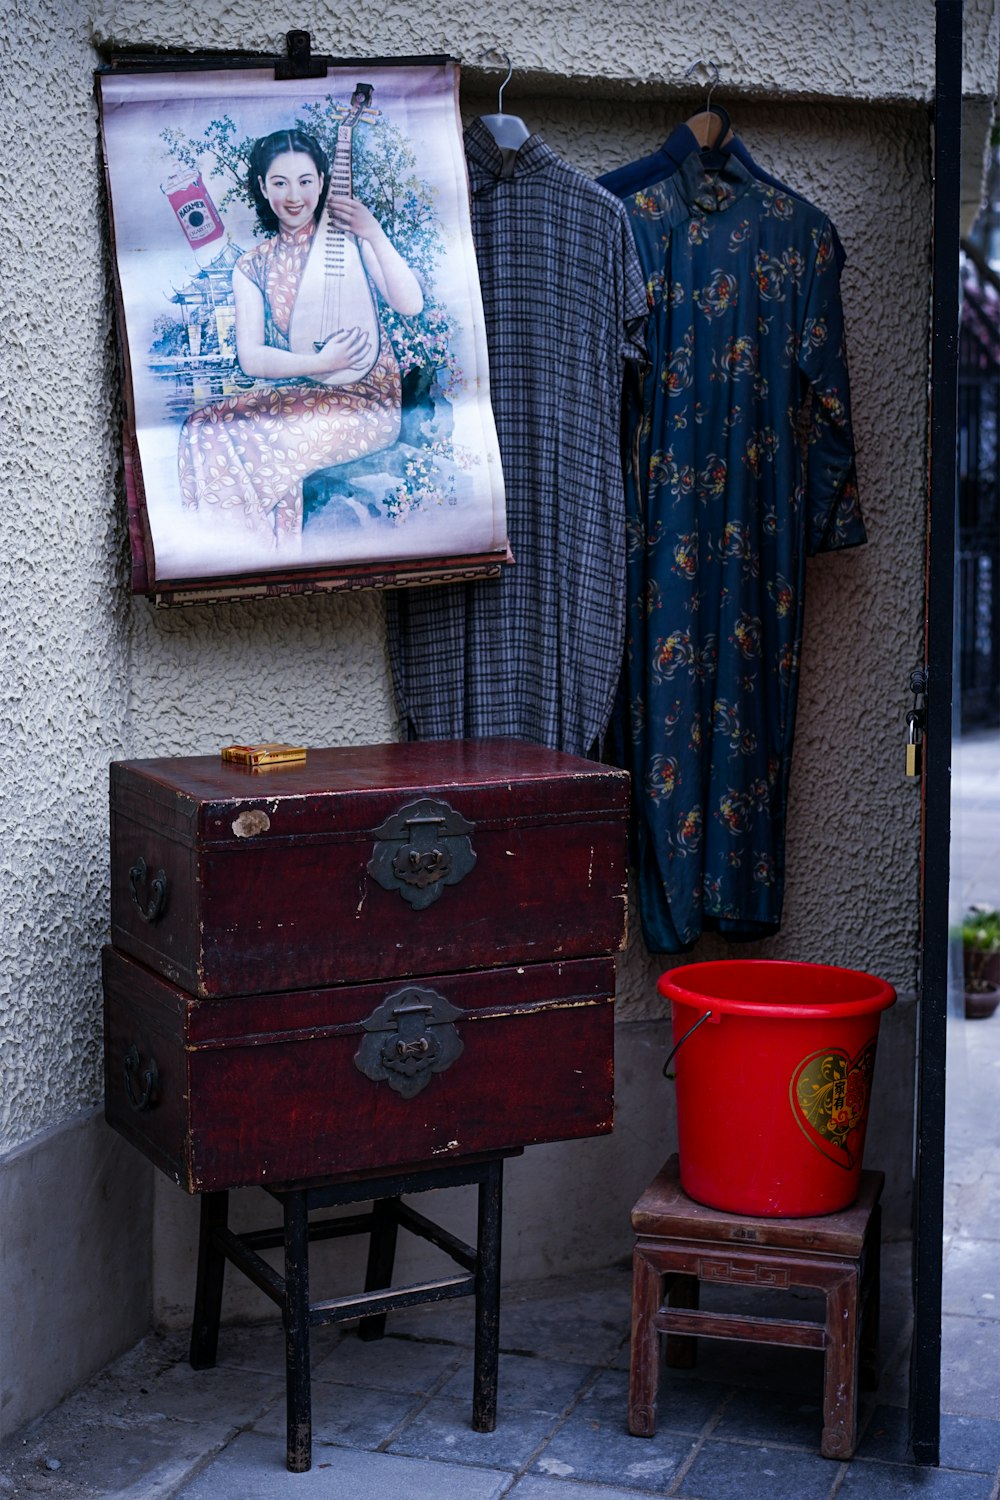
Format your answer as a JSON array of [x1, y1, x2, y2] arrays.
[[797, 221, 867, 554], [617, 209, 649, 365], [235, 247, 266, 293]]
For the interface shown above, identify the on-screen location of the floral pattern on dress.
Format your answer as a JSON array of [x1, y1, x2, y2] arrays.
[[178, 220, 400, 542], [615, 148, 866, 952]]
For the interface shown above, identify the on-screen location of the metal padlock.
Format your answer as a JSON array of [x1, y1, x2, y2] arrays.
[[905, 710, 923, 779]]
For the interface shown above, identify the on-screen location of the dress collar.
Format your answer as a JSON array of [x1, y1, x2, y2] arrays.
[[277, 220, 316, 247], [674, 147, 753, 217], [464, 118, 556, 184]]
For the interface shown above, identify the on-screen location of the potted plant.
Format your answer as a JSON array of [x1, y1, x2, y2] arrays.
[[961, 905, 1000, 1019]]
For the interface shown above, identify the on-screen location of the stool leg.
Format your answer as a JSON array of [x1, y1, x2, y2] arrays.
[[665, 1273, 699, 1370], [821, 1270, 860, 1460], [472, 1159, 503, 1433], [359, 1196, 400, 1343], [860, 1205, 881, 1391], [628, 1248, 663, 1437], [189, 1191, 228, 1370], [282, 1191, 312, 1474]]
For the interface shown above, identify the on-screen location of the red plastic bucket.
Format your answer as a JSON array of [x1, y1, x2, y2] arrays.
[[659, 959, 896, 1217]]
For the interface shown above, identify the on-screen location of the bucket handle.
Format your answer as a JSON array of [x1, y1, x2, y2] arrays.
[[662, 1010, 713, 1079]]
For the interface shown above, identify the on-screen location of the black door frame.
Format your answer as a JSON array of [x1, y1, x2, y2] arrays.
[[910, 0, 963, 1465]]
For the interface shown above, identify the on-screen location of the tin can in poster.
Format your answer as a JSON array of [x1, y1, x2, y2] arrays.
[[161, 171, 225, 248]]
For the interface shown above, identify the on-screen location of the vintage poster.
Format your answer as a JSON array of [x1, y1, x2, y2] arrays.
[[98, 60, 508, 598]]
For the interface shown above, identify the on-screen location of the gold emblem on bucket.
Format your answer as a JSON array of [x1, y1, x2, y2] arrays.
[[790, 1039, 878, 1169]]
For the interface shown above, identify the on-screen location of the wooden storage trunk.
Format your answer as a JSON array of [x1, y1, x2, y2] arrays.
[[105, 739, 629, 1190], [110, 739, 628, 999], [103, 947, 617, 1191]]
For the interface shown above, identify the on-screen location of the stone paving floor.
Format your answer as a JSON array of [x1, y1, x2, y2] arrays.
[[0, 1231, 996, 1500], [1, 732, 997, 1499]]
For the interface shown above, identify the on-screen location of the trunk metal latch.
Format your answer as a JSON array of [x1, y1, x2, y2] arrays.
[[354, 986, 465, 1097], [368, 797, 477, 909]]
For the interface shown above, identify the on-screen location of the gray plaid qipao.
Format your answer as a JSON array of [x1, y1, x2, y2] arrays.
[[385, 119, 647, 756]]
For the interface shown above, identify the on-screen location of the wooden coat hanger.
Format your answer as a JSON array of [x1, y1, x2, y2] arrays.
[[683, 59, 733, 151]]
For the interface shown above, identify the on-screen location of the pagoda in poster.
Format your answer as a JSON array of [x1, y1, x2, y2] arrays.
[[149, 239, 252, 416]]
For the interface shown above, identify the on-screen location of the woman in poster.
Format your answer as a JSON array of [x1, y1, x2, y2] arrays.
[[178, 126, 423, 544]]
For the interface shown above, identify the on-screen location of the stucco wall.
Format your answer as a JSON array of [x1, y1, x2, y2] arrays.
[[86, 0, 995, 101], [2, 0, 128, 1150]]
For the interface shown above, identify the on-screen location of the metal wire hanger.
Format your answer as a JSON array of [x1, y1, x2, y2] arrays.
[[477, 50, 531, 150]]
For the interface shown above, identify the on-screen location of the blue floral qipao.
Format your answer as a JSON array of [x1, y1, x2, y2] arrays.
[[617, 147, 866, 952]]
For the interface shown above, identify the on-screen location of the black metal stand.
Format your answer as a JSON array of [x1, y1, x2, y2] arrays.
[[188, 1153, 514, 1473], [910, 0, 963, 1467]]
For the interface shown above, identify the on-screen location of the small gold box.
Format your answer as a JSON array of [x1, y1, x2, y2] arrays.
[[221, 742, 308, 768]]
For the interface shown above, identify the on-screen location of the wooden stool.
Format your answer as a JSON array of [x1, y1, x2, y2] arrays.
[[189, 1151, 516, 1473], [628, 1155, 883, 1460]]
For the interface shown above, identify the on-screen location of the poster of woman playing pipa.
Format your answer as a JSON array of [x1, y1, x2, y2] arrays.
[[98, 59, 508, 600]]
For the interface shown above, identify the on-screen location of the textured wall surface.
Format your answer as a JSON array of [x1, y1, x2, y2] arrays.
[[0, 1, 988, 1150], [87, 0, 997, 102], [2, 0, 128, 1150]]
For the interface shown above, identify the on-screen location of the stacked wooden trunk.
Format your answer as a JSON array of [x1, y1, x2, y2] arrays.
[[103, 739, 629, 1192]]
